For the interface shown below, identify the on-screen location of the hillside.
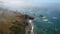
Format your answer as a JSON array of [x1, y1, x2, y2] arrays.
[[0, 8, 25, 34]]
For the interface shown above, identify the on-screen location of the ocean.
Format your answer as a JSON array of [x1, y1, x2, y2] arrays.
[[23, 7, 60, 34]]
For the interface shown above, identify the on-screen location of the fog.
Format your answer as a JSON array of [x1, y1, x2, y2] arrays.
[[0, 0, 60, 11]]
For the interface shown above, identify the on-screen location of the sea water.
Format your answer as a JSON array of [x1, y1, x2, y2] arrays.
[[23, 7, 60, 34]]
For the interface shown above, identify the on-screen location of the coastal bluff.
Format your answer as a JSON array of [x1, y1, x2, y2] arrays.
[[0, 8, 25, 34]]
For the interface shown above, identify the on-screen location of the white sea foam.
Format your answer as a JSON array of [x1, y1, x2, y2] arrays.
[[29, 20, 32, 23], [43, 19, 48, 22], [31, 25, 34, 34], [52, 17, 57, 19], [42, 16, 46, 19], [29, 20, 34, 34], [48, 22, 52, 23]]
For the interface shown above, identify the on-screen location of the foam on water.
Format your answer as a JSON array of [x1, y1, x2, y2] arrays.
[[29, 20, 34, 34], [43, 19, 48, 22], [42, 16, 46, 19], [48, 22, 52, 23], [52, 17, 57, 19]]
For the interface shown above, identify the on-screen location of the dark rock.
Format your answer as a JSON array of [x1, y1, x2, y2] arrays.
[[25, 22, 28, 26], [25, 15, 34, 20], [40, 15, 44, 18], [28, 31, 31, 34]]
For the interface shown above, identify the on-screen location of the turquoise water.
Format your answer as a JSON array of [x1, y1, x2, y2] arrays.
[[33, 10, 60, 34], [24, 7, 60, 34]]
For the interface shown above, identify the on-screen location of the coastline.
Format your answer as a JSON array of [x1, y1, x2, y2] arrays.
[[31, 23, 34, 34], [29, 20, 34, 34], [25, 20, 34, 34], [25, 15, 34, 34]]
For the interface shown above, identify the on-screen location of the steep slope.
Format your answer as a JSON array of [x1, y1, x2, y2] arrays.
[[0, 8, 25, 34]]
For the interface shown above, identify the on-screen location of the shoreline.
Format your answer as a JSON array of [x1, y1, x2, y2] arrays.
[[29, 20, 34, 34], [31, 23, 34, 34], [25, 20, 34, 34]]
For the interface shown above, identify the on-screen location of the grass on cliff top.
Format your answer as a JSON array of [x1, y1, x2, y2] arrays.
[[0, 8, 25, 34]]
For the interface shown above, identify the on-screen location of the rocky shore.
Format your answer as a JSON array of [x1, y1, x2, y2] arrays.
[[25, 15, 34, 34]]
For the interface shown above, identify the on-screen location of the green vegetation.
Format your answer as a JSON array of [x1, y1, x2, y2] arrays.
[[0, 8, 25, 34], [9, 21, 23, 34]]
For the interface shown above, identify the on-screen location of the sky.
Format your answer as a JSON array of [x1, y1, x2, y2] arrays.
[[0, 0, 60, 10], [0, 0, 60, 6], [26, 0, 60, 3]]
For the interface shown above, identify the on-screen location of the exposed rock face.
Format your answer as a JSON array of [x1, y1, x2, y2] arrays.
[[25, 15, 34, 34], [0, 8, 25, 34]]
